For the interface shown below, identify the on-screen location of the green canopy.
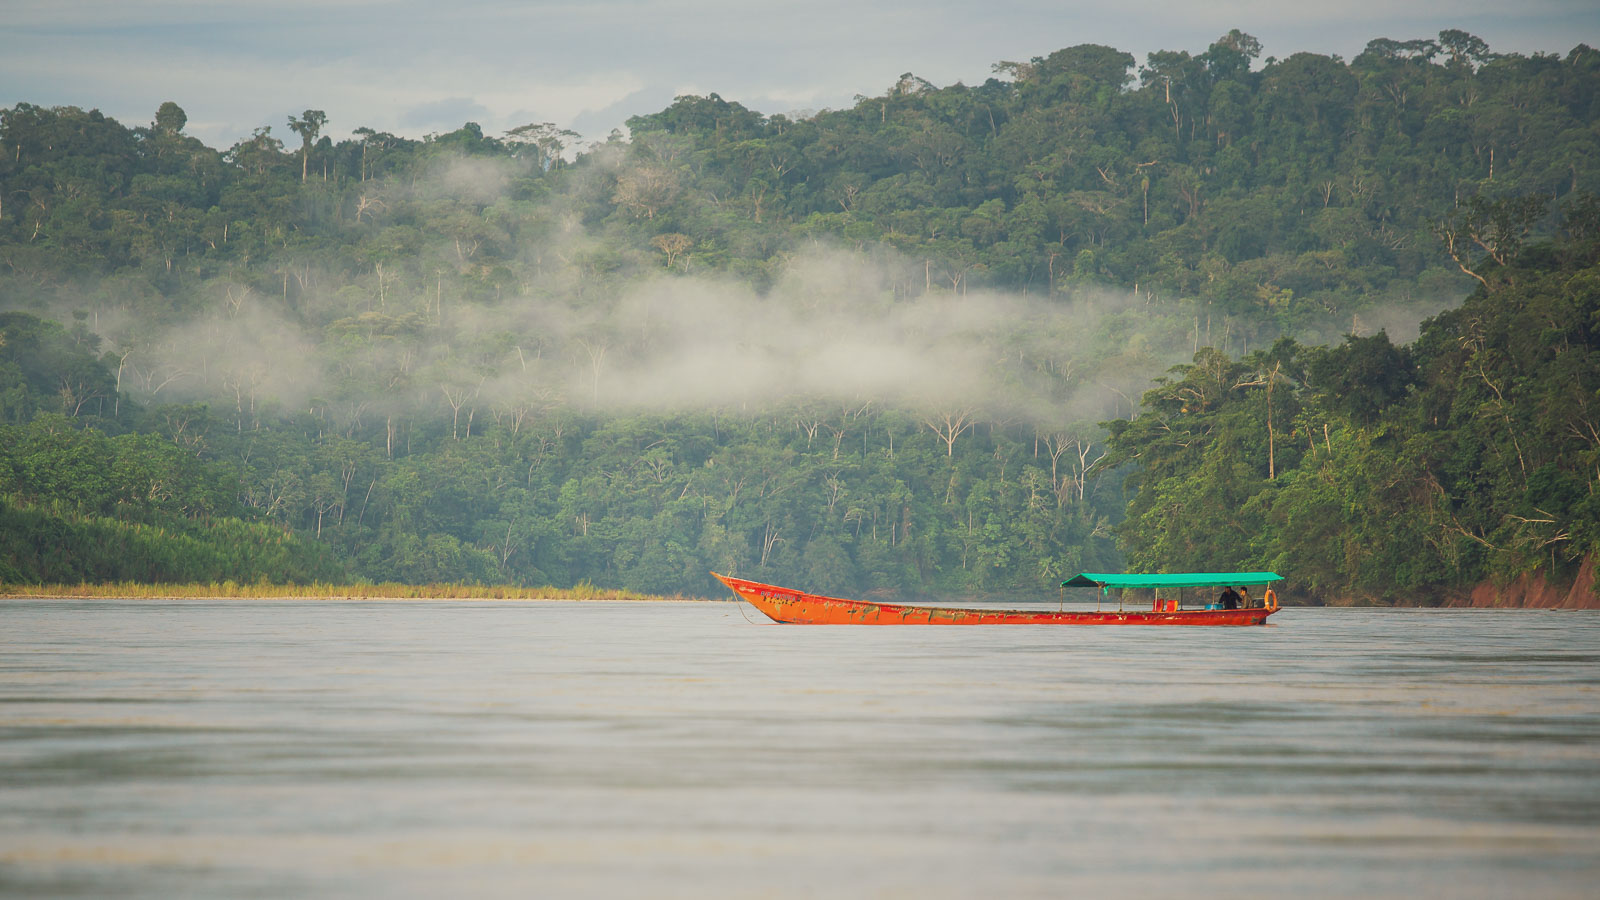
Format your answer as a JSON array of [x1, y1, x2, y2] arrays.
[[1062, 572, 1282, 588]]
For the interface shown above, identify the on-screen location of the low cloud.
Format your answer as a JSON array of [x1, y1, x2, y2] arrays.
[[426, 243, 1175, 432], [67, 152, 1371, 440]]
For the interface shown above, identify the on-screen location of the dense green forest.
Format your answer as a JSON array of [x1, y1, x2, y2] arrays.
[[1, 29, 1596, 601], [1106, 203, 1600, 601]]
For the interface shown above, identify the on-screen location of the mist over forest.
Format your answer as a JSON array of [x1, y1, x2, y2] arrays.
[[2, 29, 1598, 604]]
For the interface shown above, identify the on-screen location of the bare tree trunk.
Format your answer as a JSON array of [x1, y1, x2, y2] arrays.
[[924, 409, 975, 457], [1266, 361, 1279, 479], [760, 522, 782, 566]]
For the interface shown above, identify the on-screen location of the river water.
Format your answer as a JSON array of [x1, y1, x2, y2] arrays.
[[2, 600, 1596, 898]]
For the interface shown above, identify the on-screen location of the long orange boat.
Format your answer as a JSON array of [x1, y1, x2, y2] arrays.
[[712, 571, 1282, 626]]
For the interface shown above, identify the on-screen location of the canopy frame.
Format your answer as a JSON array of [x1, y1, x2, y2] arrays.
[[1062, 572, 1282, 589]]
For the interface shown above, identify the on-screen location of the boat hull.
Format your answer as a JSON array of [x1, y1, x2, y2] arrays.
[[712, 574, 1277, 626]]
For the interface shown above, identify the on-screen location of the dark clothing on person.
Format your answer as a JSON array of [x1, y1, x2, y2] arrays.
[[1219, 587, 1241, 610]]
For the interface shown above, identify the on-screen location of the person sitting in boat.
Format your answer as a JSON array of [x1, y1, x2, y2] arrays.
[[1218, 586, 1242, 610]]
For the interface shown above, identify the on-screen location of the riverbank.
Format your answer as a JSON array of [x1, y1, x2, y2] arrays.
[[0, 581, 715, 602], [7, 574, 1596, 608], [1446, 555, 1600, 610]]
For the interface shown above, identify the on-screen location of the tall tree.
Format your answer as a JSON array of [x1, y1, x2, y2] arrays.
[[287, 109, 328, 183], [153, 101, 187, 135]]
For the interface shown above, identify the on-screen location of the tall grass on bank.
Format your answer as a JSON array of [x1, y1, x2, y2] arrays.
[[0, 580, 713, 602]]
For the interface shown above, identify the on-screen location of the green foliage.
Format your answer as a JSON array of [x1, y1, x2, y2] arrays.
[[1107, 205, 1600, 602], [0, 313, 118, 422], [1305, 332, 1415, 425], [0, 496, 342, 585], [0, 32, 1596, 599]]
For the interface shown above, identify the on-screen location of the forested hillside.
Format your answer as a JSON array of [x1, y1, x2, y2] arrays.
[[1, 30, 1596, 601], [1106, 201, 1600, 603]]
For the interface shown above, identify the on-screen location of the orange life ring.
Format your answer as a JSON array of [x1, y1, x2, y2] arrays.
[[1264, 589, 1278, 610]]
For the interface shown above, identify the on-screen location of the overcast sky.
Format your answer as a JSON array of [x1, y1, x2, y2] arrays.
[[6, 1, 1598, 152]]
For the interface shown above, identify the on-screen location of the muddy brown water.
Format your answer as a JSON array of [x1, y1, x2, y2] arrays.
[[2, 600, 1597, 898]]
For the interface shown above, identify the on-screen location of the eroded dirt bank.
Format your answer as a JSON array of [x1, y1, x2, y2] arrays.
[[1445, 555, 1599, 609]]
